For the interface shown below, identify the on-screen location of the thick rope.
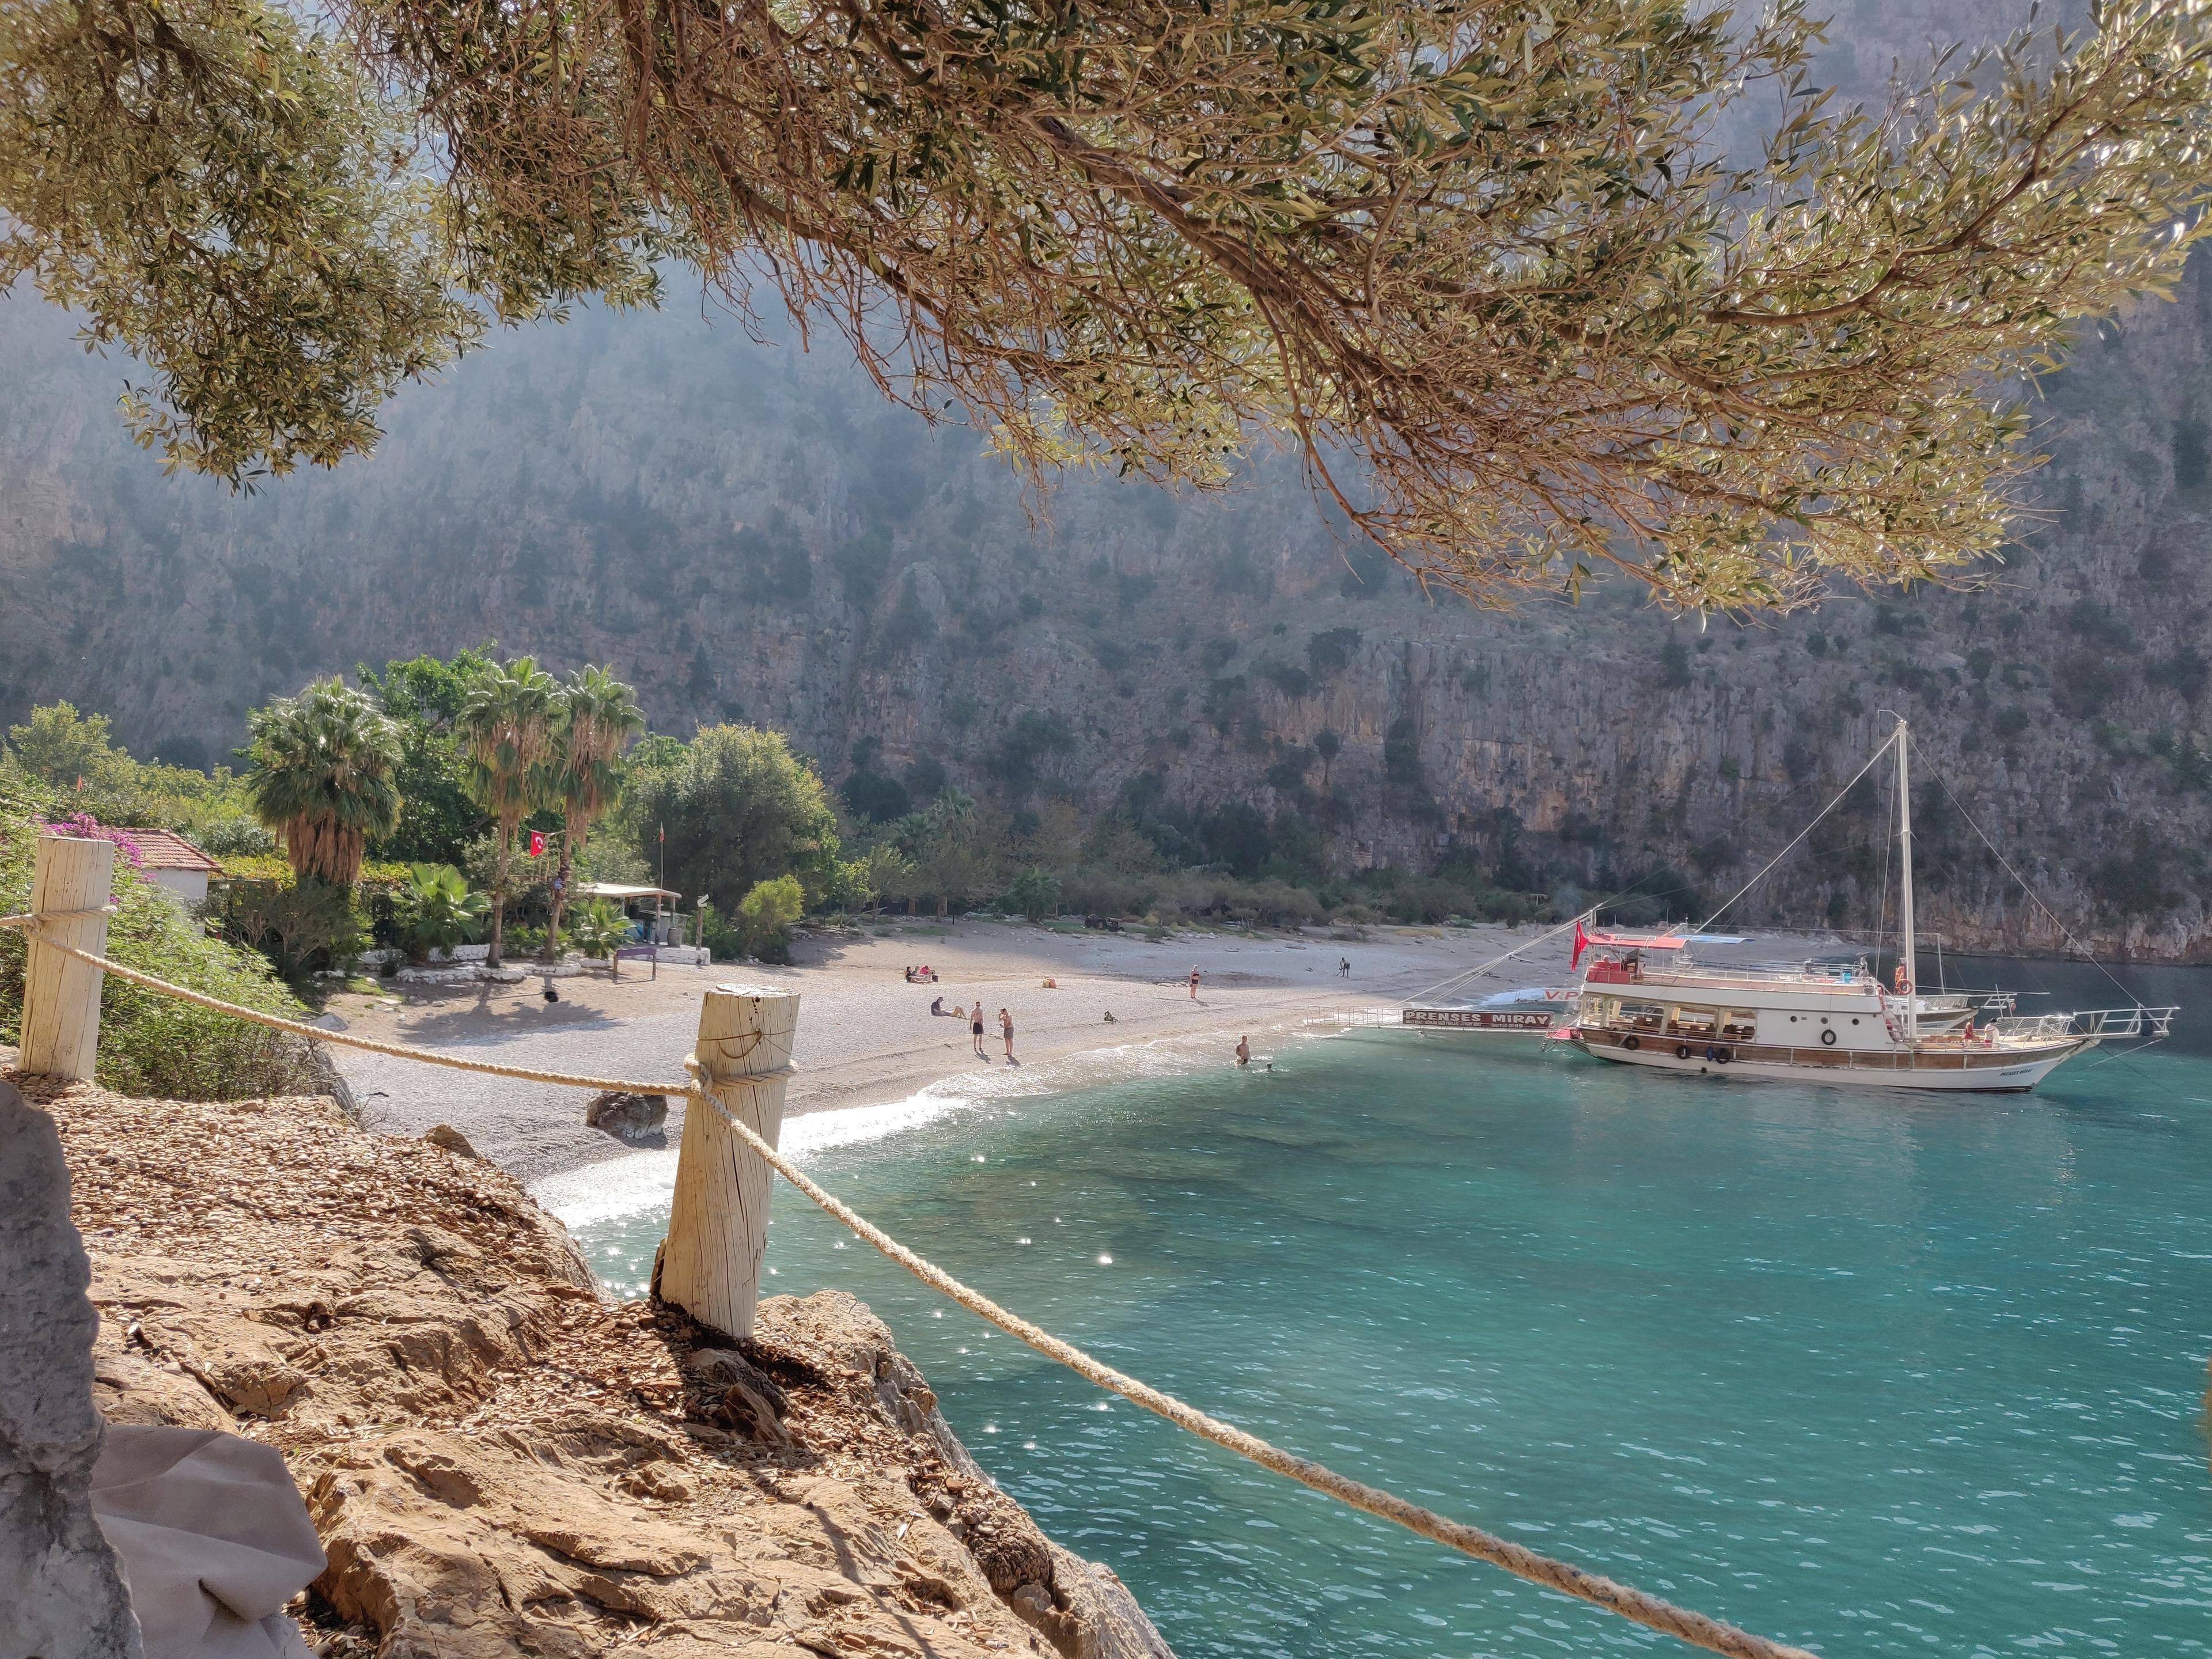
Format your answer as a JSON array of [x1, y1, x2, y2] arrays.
[[2, 925, 693, 1097], [680, 1060, 1815, 1659], [6, 921, 1817, 1659]]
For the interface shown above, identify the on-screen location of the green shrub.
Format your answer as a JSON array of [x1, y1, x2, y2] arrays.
[[0, 813, 317, 1100], [396, 862, 488, 959], [216, 876, 364, 978], [737, 874, 805, 962], [1006, 867, 1061, 923], [569, 899, 627, 959]]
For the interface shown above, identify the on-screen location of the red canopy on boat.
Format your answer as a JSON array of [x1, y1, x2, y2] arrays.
[[1572, 921, 1690, 968]]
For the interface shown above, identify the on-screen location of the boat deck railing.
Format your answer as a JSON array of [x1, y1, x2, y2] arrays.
[[1586, 957, 1872, 990], [1988, 1006, 2179, 1042], [1593, 959, 1976, 1009]]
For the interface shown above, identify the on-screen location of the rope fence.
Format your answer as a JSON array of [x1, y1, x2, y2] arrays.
[[2, 910, 1817, 1659]]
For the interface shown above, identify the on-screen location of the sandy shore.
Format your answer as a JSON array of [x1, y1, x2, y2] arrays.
[[322, 917, 1594, 1183]]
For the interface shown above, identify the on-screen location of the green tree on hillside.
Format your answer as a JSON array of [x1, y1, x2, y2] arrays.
[[5, 702, 135, 794], [628, 725, 839, 912], [851, 843, 914, 921], [895, 787, 995, 917], [241, 677, 403, 886], [543, 666, 645, 957], [455, 655, 559, 965], [361, 647, 495, 863]]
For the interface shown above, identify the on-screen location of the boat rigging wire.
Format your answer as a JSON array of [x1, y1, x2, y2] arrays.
[[1695, 733, 1897, 935], [1908, 733, 2144, 1009], [1398, 766, 1887, 1009], [1401, 909, 1592, 1006]]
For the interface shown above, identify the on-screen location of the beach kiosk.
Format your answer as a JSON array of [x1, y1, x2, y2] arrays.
[[573, 881, 688, 976]]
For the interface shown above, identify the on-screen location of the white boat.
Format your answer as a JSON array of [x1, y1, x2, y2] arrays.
[[1560, 717, 2176, 1092]]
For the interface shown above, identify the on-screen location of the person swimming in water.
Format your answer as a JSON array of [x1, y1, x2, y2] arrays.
[[1235, 1035, 1251, 1067]]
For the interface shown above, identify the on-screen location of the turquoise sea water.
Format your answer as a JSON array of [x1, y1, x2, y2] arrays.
[[567, 962, 2212, 1658]]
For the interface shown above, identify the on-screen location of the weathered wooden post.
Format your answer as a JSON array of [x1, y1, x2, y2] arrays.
[[20, 835, 115, 1080], [656, 984, 799, 1336]]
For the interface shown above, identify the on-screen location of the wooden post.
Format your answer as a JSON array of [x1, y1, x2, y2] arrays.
[[656, 984, 800, 1337], [20, 835, 115, 1079]]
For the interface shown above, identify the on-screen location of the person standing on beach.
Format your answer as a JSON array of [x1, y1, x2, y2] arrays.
[[1000, 1007, 1016, 1061], [1339, 956, 1351, 978], [1188, 967, 1200, 1001], [972, 1005, 987, 1058]]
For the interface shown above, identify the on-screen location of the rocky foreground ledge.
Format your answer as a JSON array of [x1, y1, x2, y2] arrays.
[[15, 1073, 1175, 1659]]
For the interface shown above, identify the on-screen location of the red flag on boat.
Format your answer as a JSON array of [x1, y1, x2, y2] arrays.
[[1570, 918, 1590, 969]]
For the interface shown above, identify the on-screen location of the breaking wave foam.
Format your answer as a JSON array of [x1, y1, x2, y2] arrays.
[[531, 1011, 1362, 1228]]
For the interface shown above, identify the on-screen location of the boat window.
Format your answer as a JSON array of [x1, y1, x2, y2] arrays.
[[1721, 1010, 1758, 1040], [1667, 1006, 1718, 1038], [1618, 1002, 1666, 1032]]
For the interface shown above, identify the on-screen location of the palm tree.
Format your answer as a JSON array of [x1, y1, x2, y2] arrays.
[[243, 679, 403, 887], [543, 666, 644, 958], [455, 656, 559, 966]]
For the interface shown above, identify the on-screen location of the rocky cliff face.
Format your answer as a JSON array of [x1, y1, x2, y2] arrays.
[[22, 1070, 1173, 1659], [3, 1, 2207, 958]]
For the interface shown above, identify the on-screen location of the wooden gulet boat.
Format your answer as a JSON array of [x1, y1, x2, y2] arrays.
[[1399, 717, 2176, 1091], [1561, 717, 2175, 1092]]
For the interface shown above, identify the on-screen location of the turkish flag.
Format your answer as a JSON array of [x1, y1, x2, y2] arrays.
[[1570, 918, 1590, 969], [528, 830, 545, 857]]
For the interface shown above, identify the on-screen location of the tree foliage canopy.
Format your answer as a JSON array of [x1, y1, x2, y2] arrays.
[[241, 677, 404, 885], [9, 0, 2212, 607], [630, 724, 841, 910]]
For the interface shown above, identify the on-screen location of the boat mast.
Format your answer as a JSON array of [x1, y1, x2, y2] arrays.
[[1895, 715, 1917, 1045]]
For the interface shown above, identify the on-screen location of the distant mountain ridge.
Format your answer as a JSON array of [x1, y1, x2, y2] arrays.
[[3, 0, 2208, 959]]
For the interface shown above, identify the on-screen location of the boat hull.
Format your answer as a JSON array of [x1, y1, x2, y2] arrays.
[[1571, 1028, 2086, 1092]]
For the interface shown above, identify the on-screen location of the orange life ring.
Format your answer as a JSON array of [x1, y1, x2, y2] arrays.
[[1892, 964, 1911, 994]]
